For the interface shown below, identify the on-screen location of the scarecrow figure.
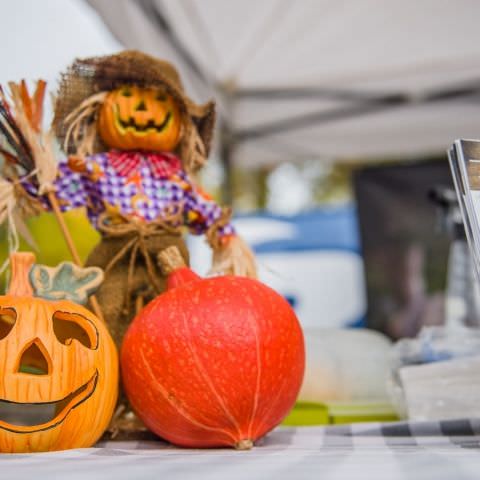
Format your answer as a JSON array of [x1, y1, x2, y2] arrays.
[[22, 50, 256, 346]]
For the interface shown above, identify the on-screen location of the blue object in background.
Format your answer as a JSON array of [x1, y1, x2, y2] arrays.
[[188, 205, 367, 329], [250, 206, 361, 255]]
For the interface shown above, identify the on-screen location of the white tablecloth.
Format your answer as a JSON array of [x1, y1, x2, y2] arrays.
[[2, 419, 480, 479]]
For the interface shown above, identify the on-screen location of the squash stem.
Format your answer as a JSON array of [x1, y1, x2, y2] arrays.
[[157, 246, 186, 274], [157, 246, 200, 290], [234, 439, 254, 451]]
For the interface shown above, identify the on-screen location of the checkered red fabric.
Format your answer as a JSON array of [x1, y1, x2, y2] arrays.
[[107, 150, 182, 179]]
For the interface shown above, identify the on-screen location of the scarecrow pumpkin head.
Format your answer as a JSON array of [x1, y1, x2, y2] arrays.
[[54, 50, 216, 173], [98, 85, 182, 152], [0, 253, 118, 453]]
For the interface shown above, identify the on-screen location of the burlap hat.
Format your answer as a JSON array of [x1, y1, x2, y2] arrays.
[[53, 50, 215, 165]]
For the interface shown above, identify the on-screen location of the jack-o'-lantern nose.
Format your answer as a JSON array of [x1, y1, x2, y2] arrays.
[[135, 100, 147, 111], [16, 340, 51, 376]]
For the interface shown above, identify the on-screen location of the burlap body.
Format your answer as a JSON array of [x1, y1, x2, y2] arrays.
[[85, 228, 189, 438], [85, 232, 189, 347]]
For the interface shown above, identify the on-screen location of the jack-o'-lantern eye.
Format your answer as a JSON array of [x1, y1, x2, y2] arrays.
[[155, 91, 167, 101], [0, 308, 16, 340], [53, 312, 98, 349], [121, 88, 132, 97]]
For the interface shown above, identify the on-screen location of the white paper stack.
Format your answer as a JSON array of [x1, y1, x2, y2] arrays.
[[400, 354, 480, 420]]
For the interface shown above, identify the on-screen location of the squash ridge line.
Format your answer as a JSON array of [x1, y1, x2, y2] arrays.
[[253, 372, 289, 439], [247, 310, 261, 440], [181, 310, 242, 437], [252, 317, 295, 438], [139, 348, 237, 442]]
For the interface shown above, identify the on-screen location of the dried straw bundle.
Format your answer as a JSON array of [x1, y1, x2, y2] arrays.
[[0, 80, 56, 254]]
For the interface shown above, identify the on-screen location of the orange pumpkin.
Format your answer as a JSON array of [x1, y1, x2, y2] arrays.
[[98, 85, 182, 151], [0, 252, 118, 453]]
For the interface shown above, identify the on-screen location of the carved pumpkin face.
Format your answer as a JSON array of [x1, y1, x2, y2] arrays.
[[98, 85, 182, 152], [0, 253, 118, 453]]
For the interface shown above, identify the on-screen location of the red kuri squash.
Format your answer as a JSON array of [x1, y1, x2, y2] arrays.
[[121, 247, 305, 449]]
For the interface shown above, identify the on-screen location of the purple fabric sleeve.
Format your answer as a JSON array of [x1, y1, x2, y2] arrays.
[[181, 171, 236, 238], [21, 162, 88, 212]]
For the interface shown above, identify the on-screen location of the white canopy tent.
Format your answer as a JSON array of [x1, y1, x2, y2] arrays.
[[86, 0, 480, 170]]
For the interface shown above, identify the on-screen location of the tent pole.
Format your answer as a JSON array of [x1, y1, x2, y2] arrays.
[[234, 82, 480, 141]]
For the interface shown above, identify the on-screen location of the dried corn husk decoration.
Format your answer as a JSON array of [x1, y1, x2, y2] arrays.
[[0, 80, 104, 319], [6, 80, 57, 194], [0, 177, 38, 273], [0, 81, 54, 257]]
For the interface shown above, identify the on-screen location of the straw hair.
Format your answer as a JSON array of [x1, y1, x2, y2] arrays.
[[63, 91, 107, 158], [53, 50, 215, 173]]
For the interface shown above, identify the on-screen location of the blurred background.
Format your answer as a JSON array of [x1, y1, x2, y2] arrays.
[[2, 0, 480, 341]]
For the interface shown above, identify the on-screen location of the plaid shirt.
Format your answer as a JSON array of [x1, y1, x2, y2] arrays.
[[26, 150, 235, 238]]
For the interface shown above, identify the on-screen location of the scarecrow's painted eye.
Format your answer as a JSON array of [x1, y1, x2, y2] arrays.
[[121, 88, 132, 97], [0, 308, 16, 340], [53, 312, 98, 349]]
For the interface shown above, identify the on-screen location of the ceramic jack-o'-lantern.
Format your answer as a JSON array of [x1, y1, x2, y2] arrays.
[[98, 85, 182, 151], [0, 252, 118, 453]]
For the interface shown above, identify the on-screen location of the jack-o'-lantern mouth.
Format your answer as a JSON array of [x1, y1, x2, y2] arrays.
[[0, 370, 98, 433], [113, 104, 172, 136]]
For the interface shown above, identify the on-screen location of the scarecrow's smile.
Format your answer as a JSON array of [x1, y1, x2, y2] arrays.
[[113, 104, 172, 137], [0, 371, 98, 433]]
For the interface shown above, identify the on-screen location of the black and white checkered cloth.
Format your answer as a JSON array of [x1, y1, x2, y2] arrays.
[[2, 419, 480, 479]]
